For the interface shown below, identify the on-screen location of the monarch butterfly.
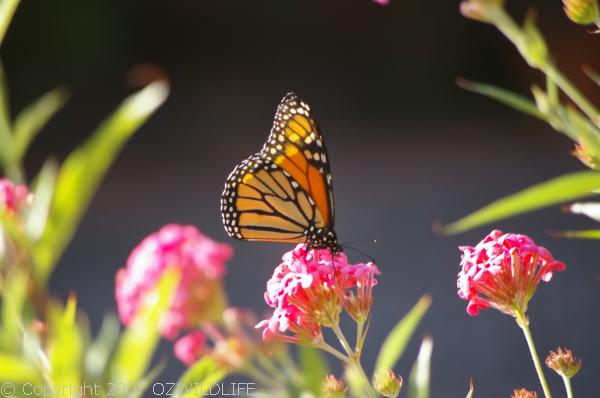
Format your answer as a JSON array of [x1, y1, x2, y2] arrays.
[[221, 92, 341, 254]]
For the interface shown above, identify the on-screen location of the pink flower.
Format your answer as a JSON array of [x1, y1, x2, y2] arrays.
[[457, 229, 566, 317], [115, 224, 232, 339], [373, 0, 390, 5], [174, 331, 207, 366], [256, 244, 380, 342], [0, 179, 31, 214]]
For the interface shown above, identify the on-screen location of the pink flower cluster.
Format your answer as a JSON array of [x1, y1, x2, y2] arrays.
[[0, 178, 31, 214], [457, 229, 566, 316], [257, 244, 380, 342], [115, 224, 232, 339]]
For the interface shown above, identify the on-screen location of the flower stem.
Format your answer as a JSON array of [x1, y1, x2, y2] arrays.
[[356, 319, 365, 357], [515, 311, 553, 398], [315, 340, 350, 363], [561, 375, 574, 398], [330, 322, 378, 398], [489, 6, 600, 127]]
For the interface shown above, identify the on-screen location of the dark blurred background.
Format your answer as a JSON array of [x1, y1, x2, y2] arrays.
[[4, 0, 600, 396]]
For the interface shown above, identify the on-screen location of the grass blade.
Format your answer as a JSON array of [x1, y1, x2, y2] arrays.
[[374, 295, 431, 375], [33, 81, 168, 283], [456, 78, 544, 120], [407, 336, 433, 398], [442, 171, 600, 235]]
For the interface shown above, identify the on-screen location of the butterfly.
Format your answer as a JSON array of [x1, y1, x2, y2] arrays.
[[221, 92, 341, 254]]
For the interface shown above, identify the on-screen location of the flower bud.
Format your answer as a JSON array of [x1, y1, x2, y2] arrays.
[[459, 0, 505, 23], [546, 347, 582, 378], [373, 370, 403, 398], [322, 375, 346, 398], [174, 331, 207, 366], [512, 389, 537, 398], [212, 337, 248, 369], [563, 0, 600, 25], [573, 144, 600, 170], [522, 12, 548, 68]]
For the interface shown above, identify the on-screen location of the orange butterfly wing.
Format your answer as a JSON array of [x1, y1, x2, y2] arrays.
[[221, 93, 337, 249]]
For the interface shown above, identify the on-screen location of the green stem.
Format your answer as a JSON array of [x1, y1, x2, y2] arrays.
[[315, 340, 348, 363], [242, 364, 282, 391], [515, 311, 553, 398], [489, 6, 600, 127], [356, 319, 365, 356], [543, 64, 600, 126], [561, 375, 574, 398], [330, 322, 378, 398]]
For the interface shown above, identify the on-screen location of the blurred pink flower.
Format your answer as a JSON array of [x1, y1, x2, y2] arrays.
[[256, 244, 379, 342], [0, 178, 31, 214], [174, 331, 207, 366], [115, 224, 232, 339], [457, 229, 565, 317], [373, 0, 390, 5]]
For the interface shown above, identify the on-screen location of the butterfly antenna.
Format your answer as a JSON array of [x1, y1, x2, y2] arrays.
[[341, 244, 377, 264], [340, 238, 378, 246]]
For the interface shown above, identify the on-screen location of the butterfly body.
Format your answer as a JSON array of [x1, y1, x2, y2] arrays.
[[221, 92, 341, 254]]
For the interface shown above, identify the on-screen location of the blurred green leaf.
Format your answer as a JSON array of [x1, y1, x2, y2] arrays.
[[175, 357, 229, 398], [442, 171, 600, 235], [0, 269, 28, 351], [127, 361, 166, 398], [25, 160, 58, 241], [0, 0, 20, 47], [0, 62, 11, 166], [0, 352, 42, 384], [11, 88, 67, 165], [299, 344, 328, 396], [33, 81, 169, 283], [456, 78, 544, 120], [84, 313, 120, 384], [466, 379, 475, 398], [109, 267, 179, 386], [407, 336, 433, 398], [344, 365, 366, 398], [564, 105, 600, 159], [47, 294, 84, 388], [583, 66, 600, 88], [374, 295, 431, 375], [555, 229, 600, 239]]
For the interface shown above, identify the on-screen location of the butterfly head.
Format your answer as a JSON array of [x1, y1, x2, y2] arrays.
[[306, 227, 342, 255]]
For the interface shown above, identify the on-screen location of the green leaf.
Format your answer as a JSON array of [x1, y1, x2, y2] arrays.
[[84, 313, 120, 384], [407, 336, 433, 398], [374, 295, 431, 375], [0, 269, 28, 351], [175, 357, 229, 398], [0, 0, 20, 46], [554, 229, 600, 239], [456, 78, 544, 120], [344, 364, 367, 398], [0, 62, 12, 166], [47, 294, 84, 388], [583, 66, 600, 88], [0, 353, 43, 384], [33, 81, 169, 283], [299, 344, 329, 395], [466, 379, 475, 398], [11, 88, 68, 164], [126, 361, 166, 398], [25, 159, 58, 241], [442, 171, 600, 235], [109, 267, 179, 386]]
